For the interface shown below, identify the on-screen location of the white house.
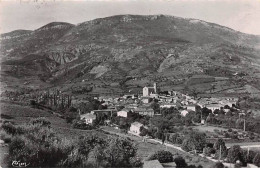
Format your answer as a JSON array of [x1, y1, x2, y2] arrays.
[[80, 113, 96, 125], [129, 122, 145, 135], [180, 110, 189, 117], [117, 109, 130, 117]]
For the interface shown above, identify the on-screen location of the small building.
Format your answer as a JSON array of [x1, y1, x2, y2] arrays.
[[129, 122, 145, 135], [180, 110, 189, 117], [117, 109, 130, 118], [80, 113, 96, 125]]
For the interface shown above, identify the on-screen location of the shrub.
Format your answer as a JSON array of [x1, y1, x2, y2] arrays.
[[227, 145, 246, 166], [0, 130, 12, 143], [2, 123, 17, 135], [243, 150, 257, 163], [174, 156, 187, 168], [213, 162, 224, 168], [129, 157, 143, 168], [253, 153, 260, 167], [139, 126, 148, 136], [8, 133, 75, 167], [147, 150, 173, 163]]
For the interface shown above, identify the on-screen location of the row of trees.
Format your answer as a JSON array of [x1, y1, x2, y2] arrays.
[[204, 138, 260, 167]]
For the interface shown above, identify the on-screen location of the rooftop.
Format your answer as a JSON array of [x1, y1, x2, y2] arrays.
[[80, 113, 96, 119], [131, 121, 143, 128]]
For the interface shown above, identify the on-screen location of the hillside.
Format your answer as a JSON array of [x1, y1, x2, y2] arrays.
[[1, 15, 260, 96]]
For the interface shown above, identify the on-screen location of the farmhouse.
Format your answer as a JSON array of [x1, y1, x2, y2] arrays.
[[117, 108, 131, 118], [180, 110, 189, 117], [129, 122, 145, 135], [80, 113, 96, 125]]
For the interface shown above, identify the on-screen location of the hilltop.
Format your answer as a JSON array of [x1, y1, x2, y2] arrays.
[[1, 15, 260, 97]]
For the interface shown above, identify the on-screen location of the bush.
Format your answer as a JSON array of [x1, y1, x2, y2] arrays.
[[243, 150, 257, 163], [213, 162, 224, 168], [147, 150, 173, 163], [227, 145, 246, 166], [253, 153, 260, 167], [174, 156, 187, 168], [0, 130, 12, 143], [2, 123, 17, 135]]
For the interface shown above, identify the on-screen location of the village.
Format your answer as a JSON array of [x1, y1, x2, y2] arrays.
[[79, 83, 239, 132]]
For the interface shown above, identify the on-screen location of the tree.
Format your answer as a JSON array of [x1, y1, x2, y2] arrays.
[[213, 139, 228, 160], [243, 149, 257, 163], [181, 131, 207, 152], [139, 126, 148, 136], [147, 150, 173, 163], [253, 153, 260, 167], [93, 137, 140, 167], [174, 156, 187, 168], [227, 145, 246, 166], [150, 102, 160, 114]]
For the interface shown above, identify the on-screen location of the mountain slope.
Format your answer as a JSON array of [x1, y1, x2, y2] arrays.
[[1, 15, 260, 94]]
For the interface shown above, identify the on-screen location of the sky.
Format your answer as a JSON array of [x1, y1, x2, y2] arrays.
[[0, 0, 260, 35]]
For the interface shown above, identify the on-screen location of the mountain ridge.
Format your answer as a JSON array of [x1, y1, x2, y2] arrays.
[[1, 14, 260, 96]]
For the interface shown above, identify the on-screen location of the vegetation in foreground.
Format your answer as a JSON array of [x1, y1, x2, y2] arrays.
[[1, 118, 142, 168]]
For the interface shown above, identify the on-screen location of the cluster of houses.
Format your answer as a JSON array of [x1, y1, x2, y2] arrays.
[[79, 83, 240, 135]]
